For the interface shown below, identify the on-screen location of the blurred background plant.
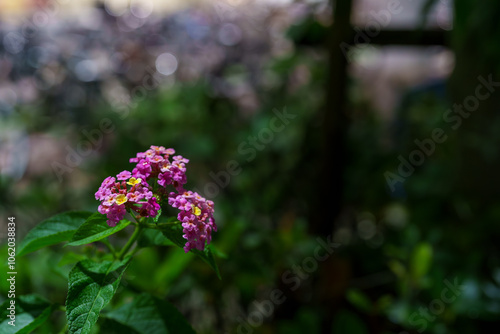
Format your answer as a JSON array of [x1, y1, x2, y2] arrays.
[[1, 0, 500, 333]]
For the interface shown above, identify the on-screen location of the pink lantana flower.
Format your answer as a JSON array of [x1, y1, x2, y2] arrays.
[[95, 172, 159, 226], [168, 191, 217, 252], [96, 145, 216, 252], [129, 146, 188, 193]]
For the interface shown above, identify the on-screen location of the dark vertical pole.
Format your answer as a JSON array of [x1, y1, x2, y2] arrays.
[[313, 0, 352, 237]]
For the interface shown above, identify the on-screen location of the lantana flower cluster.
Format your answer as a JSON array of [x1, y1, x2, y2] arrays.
[[169, 191, 216, 253], [129, 146, 188, 193], [95, 172, 160, 227], [95, 145, 216, 252]]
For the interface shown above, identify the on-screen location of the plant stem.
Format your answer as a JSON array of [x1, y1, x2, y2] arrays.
[[127, 209, 141, 224], [101, 238, 117, 257], [118, 224, 143, 260]]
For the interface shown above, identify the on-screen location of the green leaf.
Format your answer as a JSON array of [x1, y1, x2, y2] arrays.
[[153, 208, 162, 223], [0, 294, 56, 334], [346, 289, 372, 313], [410, 242, 433, 280], [17, 211, 93, 256], [209, 245, 228, 259], [100, 318, 140, 334], [66, 257, 131, 334], [68, 213, 130, 246], [387, 260, 406, 279], [103, 293, 195, 334], [191, 247, 221, 280], [160, 224, 221, 279], [375, 295, 393, 312], [137, 229, 175, 248], [159, 223, 186, 248]]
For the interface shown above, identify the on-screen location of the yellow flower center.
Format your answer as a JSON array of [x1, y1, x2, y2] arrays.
[[127, 177, 142, 186], [192, 205, 201, 216], [116, 194, 128, 205]]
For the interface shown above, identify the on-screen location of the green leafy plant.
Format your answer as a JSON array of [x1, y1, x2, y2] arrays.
[[12, 146, 220, 334]]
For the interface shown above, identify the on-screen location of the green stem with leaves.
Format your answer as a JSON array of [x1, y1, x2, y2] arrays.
[[118, 224, 144, 260]]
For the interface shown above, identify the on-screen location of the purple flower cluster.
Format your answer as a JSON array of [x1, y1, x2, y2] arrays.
[[95, 145, 217, 252], [95, 173, 160, 227], [168, 191, 216, 252], [129, 145, 188, 193]]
